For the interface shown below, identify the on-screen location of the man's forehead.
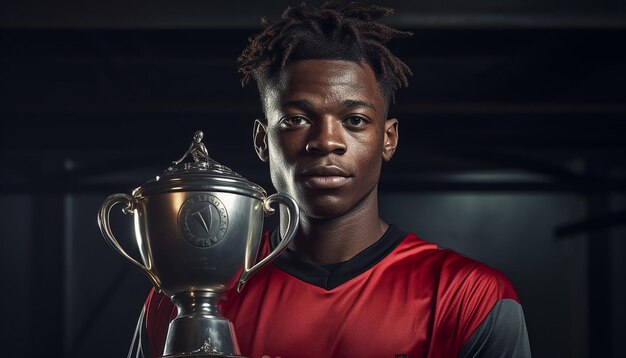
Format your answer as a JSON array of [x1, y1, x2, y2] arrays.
[[280, 98, 378, 112], [278, 59, 373, 86], [261, 59, 384, 105], [257, 60, 392, 118]]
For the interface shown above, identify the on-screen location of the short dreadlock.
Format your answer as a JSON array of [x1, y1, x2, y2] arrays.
[[238, 0, 412, 105]]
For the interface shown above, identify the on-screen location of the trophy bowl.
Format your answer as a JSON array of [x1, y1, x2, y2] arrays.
[[98, 131, 299, 357]]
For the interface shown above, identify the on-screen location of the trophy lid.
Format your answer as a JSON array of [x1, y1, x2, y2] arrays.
[[132, 130, 267, 199]]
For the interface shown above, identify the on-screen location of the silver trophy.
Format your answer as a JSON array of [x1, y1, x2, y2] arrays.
[[98, 130, 299, 357]]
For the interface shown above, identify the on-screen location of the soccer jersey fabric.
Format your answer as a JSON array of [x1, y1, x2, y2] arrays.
[[143, 226, 530, 358]]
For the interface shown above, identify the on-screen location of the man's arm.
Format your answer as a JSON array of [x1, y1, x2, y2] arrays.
[[459, 299, 531, 358]]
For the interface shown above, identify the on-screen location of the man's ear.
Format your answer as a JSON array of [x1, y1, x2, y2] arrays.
[[382, 118, 398, 162], [253, 119, 269, 162]]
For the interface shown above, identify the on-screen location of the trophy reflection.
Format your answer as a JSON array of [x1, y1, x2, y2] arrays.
[[98, 131, 299, 357]]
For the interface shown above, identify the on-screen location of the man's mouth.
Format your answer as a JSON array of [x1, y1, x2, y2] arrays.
[[299, 165, 351, 189]]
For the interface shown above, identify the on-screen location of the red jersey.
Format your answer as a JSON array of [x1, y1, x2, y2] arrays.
[[143, 226, 529, 358]]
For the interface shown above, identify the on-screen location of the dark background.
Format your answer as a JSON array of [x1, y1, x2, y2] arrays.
[[1, 1, 625, 357]]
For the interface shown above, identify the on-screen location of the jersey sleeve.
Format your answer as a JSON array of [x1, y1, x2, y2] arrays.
[[435, 252, 530, 357], [459, 298, 531, 358]]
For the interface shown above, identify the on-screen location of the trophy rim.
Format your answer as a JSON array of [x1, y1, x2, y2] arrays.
[[132, 174, 267, 200]]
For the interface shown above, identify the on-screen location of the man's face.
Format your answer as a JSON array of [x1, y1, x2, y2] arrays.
[[254, 59, 398, 219]]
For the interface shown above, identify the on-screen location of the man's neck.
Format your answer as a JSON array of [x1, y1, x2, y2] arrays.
[[279, 190, 389, 265]]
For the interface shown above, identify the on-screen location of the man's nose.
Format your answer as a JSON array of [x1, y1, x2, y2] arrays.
[[305, 118, 347, 155]]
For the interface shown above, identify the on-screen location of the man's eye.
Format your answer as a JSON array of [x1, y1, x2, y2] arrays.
[[281, 116, 309, 127], [344, 116, 366, 127]]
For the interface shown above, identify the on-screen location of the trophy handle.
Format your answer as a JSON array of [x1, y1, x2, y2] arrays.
[[98, 193, 162, 291], [237, 193, 299, 292]]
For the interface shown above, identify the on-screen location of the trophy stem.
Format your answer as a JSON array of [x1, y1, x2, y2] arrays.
[[161, 291, 244, 358]]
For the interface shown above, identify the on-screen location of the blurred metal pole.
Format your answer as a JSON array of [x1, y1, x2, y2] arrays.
[[586, 162, 612, 357], [30, 194, 65, 356], [64, 194, 74, 357]]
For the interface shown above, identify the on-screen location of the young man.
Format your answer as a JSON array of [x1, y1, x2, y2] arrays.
[[140, 2, 531, 357]]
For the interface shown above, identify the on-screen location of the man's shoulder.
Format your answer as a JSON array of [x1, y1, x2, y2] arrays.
[[398, 232, 519, 302], [399, 233, 528, 353]]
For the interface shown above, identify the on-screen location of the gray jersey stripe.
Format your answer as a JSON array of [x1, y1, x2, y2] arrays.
[[459, 299, 531, 358]]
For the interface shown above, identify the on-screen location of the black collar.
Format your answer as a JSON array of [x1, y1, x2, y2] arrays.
[[270, 225, 408, 290]]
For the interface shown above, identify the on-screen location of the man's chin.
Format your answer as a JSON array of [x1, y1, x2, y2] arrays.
[[297, 197, 353, 221]]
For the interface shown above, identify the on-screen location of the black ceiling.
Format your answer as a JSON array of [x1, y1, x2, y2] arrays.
[[1, 1, 625, 194]]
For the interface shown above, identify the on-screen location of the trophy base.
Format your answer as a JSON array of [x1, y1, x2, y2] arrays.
[[160, 355, 245, 358]]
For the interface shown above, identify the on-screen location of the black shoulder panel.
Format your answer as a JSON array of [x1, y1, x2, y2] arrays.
[[459, 299, 532, 358]]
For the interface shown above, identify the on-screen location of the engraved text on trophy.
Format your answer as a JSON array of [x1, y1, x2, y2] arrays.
[[178, 194, 228, 247]]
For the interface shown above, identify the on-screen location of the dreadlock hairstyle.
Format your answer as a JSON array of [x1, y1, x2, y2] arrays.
[[238, 0, 413, 104]]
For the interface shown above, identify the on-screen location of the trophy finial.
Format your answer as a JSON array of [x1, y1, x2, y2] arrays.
[[193, 130, 203, 143], [172, 130, 210, 165]]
